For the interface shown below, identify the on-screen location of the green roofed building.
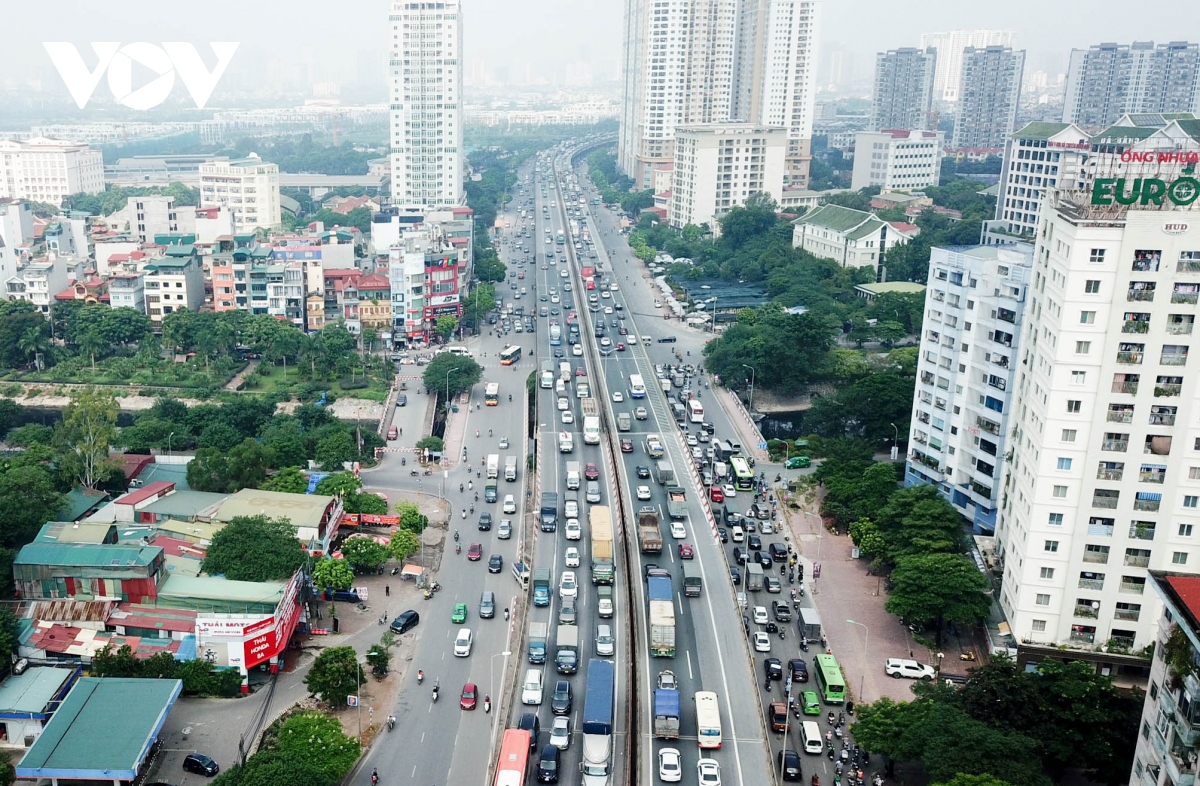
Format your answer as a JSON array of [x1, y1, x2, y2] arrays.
[[16, 677, 182, 782], [791, 203, 919, 276]]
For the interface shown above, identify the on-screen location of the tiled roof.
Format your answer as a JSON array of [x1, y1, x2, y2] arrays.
[[794, 203, 877, 233], [1013, 122, 1072, 140]]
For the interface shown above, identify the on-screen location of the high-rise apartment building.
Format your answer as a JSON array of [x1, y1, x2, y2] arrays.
[[669, 123, 786, 229], [905, 244, 1033, 534], [619, 0, 738, 189], [0, 137, 103, 206], [870, 48, 937, 132], [994, 122, 1200, 653], [989, 122, 1091, 241], [1064, 41, 1200, 129], [198, 155, 282, 234], [731, 0, 820, 187], [919, 30, 1015, 103], [388, 0, 464, 207], [951, 46, 1025, 151]]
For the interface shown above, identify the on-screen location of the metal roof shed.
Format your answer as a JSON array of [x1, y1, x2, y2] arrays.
[[15, 677, 182, 782]]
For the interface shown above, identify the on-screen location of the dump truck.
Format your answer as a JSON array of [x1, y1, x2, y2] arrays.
[[565, 461, 581, 490], [533, 568, 552, 607], [647, 576, 676, 658], [666, 486, 688, 519], [590, 506, 614, 585], [637, 506, 663, 553], [616, 411, 631, 432], [655, 460, 674, 485], [528, 622, 548, 664], [555, 624, 579, 674], [653, 688, 681, 739]]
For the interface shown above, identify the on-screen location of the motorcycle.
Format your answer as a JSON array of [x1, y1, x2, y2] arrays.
[[423, 469, 432, 476], [417, 670, 425, 684], [431, 685, 440, 703], [456, 543, 461, 555], [799, 637, 809, 652], [422, 589, 433, 600], [410, 469, 419, 477], [401, 457, 406, 466], [484, 695, 491, 713], [371, 770, 379, 785], [387, 715, 396, 731]]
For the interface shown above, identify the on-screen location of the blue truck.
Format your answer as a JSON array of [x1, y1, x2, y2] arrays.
[[653, 688, 681, 739], [582, 659, 615, 786]]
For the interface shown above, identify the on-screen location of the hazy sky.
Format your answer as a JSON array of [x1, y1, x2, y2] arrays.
[[2, 0, 1200, 97]]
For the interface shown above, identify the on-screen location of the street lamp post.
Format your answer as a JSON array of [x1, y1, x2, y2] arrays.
[[741, 364, 757, 414], [444, 366, 461, 417], [488, 650, 512, 761], [167, 432, 174, 457], [890, 422, 899, 461], [846, 619, 869, 703]]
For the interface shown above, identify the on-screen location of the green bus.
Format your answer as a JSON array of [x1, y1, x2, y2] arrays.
[[813, 654, 846, 704], [729, 456, 755, 491]]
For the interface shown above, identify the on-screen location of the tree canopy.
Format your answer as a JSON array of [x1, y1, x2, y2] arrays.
[[423, 352, 483, 401], [200, 516, 307, 582], [304, 646, 365, 705]]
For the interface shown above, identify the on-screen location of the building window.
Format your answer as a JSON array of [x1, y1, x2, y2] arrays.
[[1174, 552, 1189, 565], [1035, 593, 1051, 605], [1071, 371, 1086, 385], [1054, 485, 1068, 497], [1045, 540, 1060, 552], [1180, 524, 1194, 537], [1085, 280, 1101, 294], [1049, 513, 1064, 526], [1062, 429, 1077, 443], [1041, 567, 1055, 579], [1076, 341, 1091, 354], [1080, 311, 1096, 324], [1186, 495, 1199, 508], [1067, 400, 1082, 413], [1089, 249, 1106, 263], [1031, 619, 1047, 632], [1057, 458, 1073, 471]]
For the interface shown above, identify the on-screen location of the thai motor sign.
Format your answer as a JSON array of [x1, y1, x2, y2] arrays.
[[1092, 177, 1200, 207]]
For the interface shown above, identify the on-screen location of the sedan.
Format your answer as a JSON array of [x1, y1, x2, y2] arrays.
[[561, 411, 574, 425], [575, 366, 586, 377], [549, 716, 570, 750], [636, 485, 652, 500], [697, 759, 722, 786], [678, 543, 694, 559], [564, 546, 581, 568], [753, 632, 772, 653], [553, 348, 565, 358], [454, 628, 474, 657], [498, 519, 513, 539], [559, 571, 578, 599], [620, 438, 634, 453], [565, 519, 581, 540], [488, 554, 504, 573], [502, 495, 516, 514], [612, 391, 624, 403], [595, 624, 615, 656], [686, 434, 698, 447], [670, 521, 687, 539], [753, 605, 769, 625], [451, 603, 468, 624], [636, 465, 651, 479], [460, 682, 478, 710], [722, 484, 738, 498], [616, 342, 626, 351], [585, 462, 600, 480], [499, 436, 510, 449], [635, 407, 648, 420], [659, 748, 682, 783], [467, 543, 483, 561], [551, 680, 572, 715]]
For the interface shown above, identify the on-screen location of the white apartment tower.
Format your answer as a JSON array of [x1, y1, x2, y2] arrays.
[[990, 122, 1091, 241], [919, 30, 1015, 103], [951, 46, 1025, 151], [870, 48, 937, 132], [0, 137, 103, 206], [731, 0, 820, 188], [995, 123, 1200, 653], [198, 155, 282, 233], [389, 0, 464, 207], [1064, 41, 1200, 129], [669, 123, 786, 229], [905, 244, 1033, 534]]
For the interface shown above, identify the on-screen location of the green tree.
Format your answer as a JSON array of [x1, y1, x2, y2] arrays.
[[198, 422, 243, 452], [396, 501, 428, 533], [187, 447, 232, 492], [0, 399, 18, 441], [422, 352, 483, 401], [225, 439, 270, 490], [260, 467, 309, 494], [56, 391, 121, 489], [435, 315, 459, 341], [884, 552, 991, 637], [415, 436, 444, 453], [340, 536, 390, 571], [0, 609, 20, 677], [366, 643, 391, 676], [314, 472, 362, 497], [316, 431, 357, 471], [304, 646, 365, 705], [919, 704, 1048, 786], [200, 515, 307, 582], [933, 776, 1016, 786], [347, 491, 387, 515], [389, 528, 420, 561], [0, 460, 64, 547], [0, 750, 13, 786], [312, 557, 353, 592], [274, 711, 360, 781], [874, 485, 965, 561], [852, 697, 929, 768]]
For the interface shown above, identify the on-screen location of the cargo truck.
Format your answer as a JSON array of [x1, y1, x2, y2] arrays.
[[647, 576, 676, 657], [596, 585, 613, 618], [637, 506, 663, 553], [590, 506, 615, 585], [655, 460, 675, 485], [555, 625, 579, 674], [798, 606, 823, 641], [746, 562, 764, 592], [681, 562, 703, 597], [528, 622, 548, 663], [653, 688, 681, 739], [666, 486, 688, 519], [486, 454, 499, 480], [583, 414, 601, 445], [533, 569, 552, 607], [582, 659, 615, 786], [616, 412, 631, 432], [484, 482, 497, 503], [540, 492, 558, 532], [564, 493, 579, 520], [504, 456, 518, 482], [565, 461, 581, 490], [559, 431, 574, 453]]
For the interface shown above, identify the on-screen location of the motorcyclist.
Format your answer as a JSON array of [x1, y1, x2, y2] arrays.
[[454, 530, 459, 542], [372, 769, 379, 784], [417, 669, 425, 683], [508, 394, 512, 402], [504, 607, 510, 621]]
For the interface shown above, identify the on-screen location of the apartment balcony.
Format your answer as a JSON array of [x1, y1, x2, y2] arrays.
[[1123, 320, 1151, 334], [1161, 354, 1189, 366], [1120, 580, 1146, 594], [1096, 468, 1124, 481], [1069, 629, 1096, 644], [1113, 607, 1142, 622], [1140, 471, 1167, 484], [1128, 288, 1156, 302], [1113, 381, 1140, 395], [1078, 578, 1105, 591], [1093, 496, 1120, 509], [1173, 292, 1200, 305], [1124, 554, 1152, 568], [1107, 410, 1134, 424], [1155, 384, 1183, 397], [1178, 259, 1200, 273], [1167, 322, 1195, 335], [1134, 499, 1162, 512], [1088, 520, 1116, 537], [1074, 604, 1100, 619], [1166, 747, 1197, 786], [1082, 550, 1110, 564], [977, 419, 1001, 436], [1102, 439, 1129, 452], [1149, 413, 1177, 426], [1117, 351, 1144, 364]]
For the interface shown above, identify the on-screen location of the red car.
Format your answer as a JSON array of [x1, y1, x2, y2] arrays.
[[616, 343, 626, 351], [678, 543, 695, 559], [467, 543, 483, 561], [518, 272, 525, 279], [620, 438, 634, 453], [584, 462, 600, 481], [460, 682, 478, 710], [575, 366, 586, 377], [710, 486, 725, 503]]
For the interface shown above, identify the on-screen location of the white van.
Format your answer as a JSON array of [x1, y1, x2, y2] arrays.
[[801, 721, 823, 754], [521, 669, 544, 705]]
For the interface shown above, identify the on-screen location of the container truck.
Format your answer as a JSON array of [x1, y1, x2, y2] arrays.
[[637, 506, 663, 553], [555, 625, 579, 674], [590, 506, 614, 584], [798, 606, 824, 641], [486, 454, 499, 480], [647, 576, 676, 658], [565, 462, 581, 490], [533, 569, 552, 607], [655, 460, 675, 485], [528, 622, 548, 663], [653, 688, 681, 739], [582, 659, 615, 786], [540, 492, 558, 532], [505, 456, 518, 482], [666, 486, 688, 519]]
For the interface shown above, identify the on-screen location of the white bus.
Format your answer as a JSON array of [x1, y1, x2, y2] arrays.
[[687, 399, 704, 423], [629, 374, 647, 399], [695, 691, 722, 749]]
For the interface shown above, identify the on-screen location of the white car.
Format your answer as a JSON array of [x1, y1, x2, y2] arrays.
[[454, 628, 473, 657], [722, 484, 738, 498], [502, 494, 516, 514], [659, 747, 682, 782], [609, 283, 619, 292], [884, 658, 937, 681], [635, 407, 648, 420], [550, 715, 571, 750], [498, 436, 510, 449], [572, 344, 583, 356], [730, 525, 745, 543], [601, 290, 611, 299], [612, 391, 624, 402], [561, 410, 575, 424], [604, 306, 613, 314], [670, 521, 687, 539], [686, 434, 698, 447], [753, 632, 771, 653], [557, 397, 569, 411], [559, 570, 579, 599], [595, 624, 615, 656], [498, 519, 513, 539], [697, 758, 722, 786], [551, 295, 560, 304], [564, 546, 581, 567], [636, 485, 652, 501], [565, 518, 581, 540], [521, 669, 543, 705], [647, 435, 664, 457], [752, 605, 769, 625]]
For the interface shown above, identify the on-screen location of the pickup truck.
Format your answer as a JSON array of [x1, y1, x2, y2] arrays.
[[646, 434, 664, 458], [533, 568, 552, 606], [637, 506, 663, 553], [565, 461, 581, 490]]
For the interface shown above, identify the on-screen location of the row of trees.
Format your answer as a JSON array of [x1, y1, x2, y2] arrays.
[[586, 151, 654, 214], [61, 182, 200, 217], [854, 656, 1140, 786], [211, 708, 361, 786]]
